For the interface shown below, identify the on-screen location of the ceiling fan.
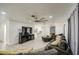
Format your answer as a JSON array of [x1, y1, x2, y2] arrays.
[[31, 15, 48, 23]]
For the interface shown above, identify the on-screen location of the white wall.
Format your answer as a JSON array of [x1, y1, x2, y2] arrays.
[[0, 12, 9, 49], [0, 20, 9, 50], [74, 6, 78, 54], [8, 20, 33, 45], [64, 5, 78, 55], [64, 20, 68, 42], [70, 6, 78, 55], [34, 23, 50, 36], [54, 22, 64, 35], [0, 23, 4, 41], [8, 20, 53, 46], [71, 13, 75, 54], [0, 14, 8, 41]]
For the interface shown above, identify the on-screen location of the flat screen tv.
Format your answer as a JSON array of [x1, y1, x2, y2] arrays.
[[22, 26, 32, 35]]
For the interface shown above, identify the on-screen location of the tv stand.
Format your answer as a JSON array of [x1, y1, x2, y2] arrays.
[[19, 26, 34, 44]]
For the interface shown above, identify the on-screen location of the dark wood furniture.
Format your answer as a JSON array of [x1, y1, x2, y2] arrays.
[[42, 36, 52, 42], [19, 26, 34, 44], [42, 33, 56, 42]]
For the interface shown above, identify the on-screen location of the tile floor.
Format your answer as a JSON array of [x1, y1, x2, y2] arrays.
[[6, 34, 49, 50]]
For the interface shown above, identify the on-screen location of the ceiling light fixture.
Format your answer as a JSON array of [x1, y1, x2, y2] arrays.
[[49, 16, 53, 19], [1, 11, 6, 15]]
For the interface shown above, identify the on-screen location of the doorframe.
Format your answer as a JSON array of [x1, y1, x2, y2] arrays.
[[68, 18, 71, 48], [77, 3, 79, 55]]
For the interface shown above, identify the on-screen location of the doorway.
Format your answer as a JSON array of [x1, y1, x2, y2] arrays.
[[50, 26, 55, 34]]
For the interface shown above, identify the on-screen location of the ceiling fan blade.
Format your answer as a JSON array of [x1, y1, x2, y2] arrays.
[[40, 18, 45, 20], [35, 20, 40, 22], [31, 15, 38, 19], [35, 21, 41, 22], [43, 20, 48, 21], [30, 15, 48, 23], [31, 15, 35, 17]]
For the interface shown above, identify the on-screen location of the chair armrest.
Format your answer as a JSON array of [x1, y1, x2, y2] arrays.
[[55, 47, 70, 55]]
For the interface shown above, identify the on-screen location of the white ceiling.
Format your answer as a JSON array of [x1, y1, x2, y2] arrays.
[[0, 3, 77, 23]]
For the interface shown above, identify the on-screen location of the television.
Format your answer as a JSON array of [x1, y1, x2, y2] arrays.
[[22, 26, 32, 35]]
